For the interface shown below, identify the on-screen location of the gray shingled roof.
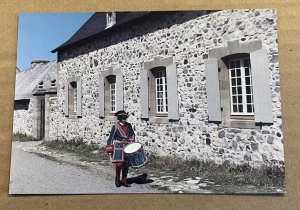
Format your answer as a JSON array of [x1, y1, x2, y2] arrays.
[[15, 61, 57, 100], [52, 12, 149, 53]]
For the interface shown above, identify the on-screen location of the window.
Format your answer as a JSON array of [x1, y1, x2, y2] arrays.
[[205, 39, 273, 128], [110, 82, 116, 112], [106, 12, 116, 29], [64, 76, 82, 118], [141, 56, 179, 123], [99, 67, 123, 119], [229, 57, 254, 115], [70, 81, 77, 115], [104, 75, 116, 115], [153, 68, 168, 114]]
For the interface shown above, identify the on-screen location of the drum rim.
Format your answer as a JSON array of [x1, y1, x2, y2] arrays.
[[130, 157, 148, 169], [124, 142, 142, 154]]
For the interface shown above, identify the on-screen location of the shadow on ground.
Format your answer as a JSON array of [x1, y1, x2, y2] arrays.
[[127, 173, 154, 185]]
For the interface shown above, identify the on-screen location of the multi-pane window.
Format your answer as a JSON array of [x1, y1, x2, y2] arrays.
[[154, 70, 168, 114], [105, 75, 116, 115], [110, 83, 116, 113], [71, 82, 78, 114], [65, 77, 82, 118], [229, 57, 254, 115], [106, 12, 116, 28]]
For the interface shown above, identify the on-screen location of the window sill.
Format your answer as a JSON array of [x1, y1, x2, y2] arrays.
[[155, 113, 168, 117], [67, 115, 81, 119], [149, 116, 169, 124], [230, 115, 255, 120], [222, 119, 259, 129]]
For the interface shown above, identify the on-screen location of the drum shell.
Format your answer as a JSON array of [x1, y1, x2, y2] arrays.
[[124, 143, 148, 168]]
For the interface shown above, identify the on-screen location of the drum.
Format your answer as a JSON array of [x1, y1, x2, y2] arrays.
[[124, 143, 148, 168]]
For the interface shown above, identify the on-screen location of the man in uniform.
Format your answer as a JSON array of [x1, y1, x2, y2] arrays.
[[106, 110, 135, 187]]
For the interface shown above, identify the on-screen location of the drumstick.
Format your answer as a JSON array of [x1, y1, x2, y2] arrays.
[[109, 154, 114, 167]]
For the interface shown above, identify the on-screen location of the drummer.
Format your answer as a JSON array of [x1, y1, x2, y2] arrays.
[[106, 110, 135, 187]]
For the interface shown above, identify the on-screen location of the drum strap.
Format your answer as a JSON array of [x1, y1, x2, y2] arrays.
[[115, 122, 128, 139]]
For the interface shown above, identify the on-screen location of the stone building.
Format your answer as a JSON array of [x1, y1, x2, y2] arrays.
[[13, 60, 57, 140], [50, 10, 283, 166]]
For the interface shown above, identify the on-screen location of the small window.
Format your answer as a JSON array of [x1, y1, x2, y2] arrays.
[[99, 68, 124, 119], [64, 76, 82, 118], [153, 68, 168, 114], [110, 81, 116, 113], [106, 12, 116, 28], [105, 75, 116, 115], [70, 81, 77, 115]]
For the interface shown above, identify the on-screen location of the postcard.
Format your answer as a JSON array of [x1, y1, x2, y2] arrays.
[[9, 9, 285, 194]]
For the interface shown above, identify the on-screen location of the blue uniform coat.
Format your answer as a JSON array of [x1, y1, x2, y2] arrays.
[[107, 122, 135, 162]]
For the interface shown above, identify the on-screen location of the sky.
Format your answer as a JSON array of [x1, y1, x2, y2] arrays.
[[17, 12, 93, 71]]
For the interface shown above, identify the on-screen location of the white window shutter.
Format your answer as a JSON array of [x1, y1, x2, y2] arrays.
[[77, 80, 82, 117], [166, 64, 179, 121], [205, 58, 221, 122], [99, 77, 105, 118], [115, 74, 123, 112], [140, 69, 149, 119], [250, 49, 273, 124], [64, 84, 69, 116]]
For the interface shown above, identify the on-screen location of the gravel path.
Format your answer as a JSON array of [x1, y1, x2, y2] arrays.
[[9, 141, 163, 194]]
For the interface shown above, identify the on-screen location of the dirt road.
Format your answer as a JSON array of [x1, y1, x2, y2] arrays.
[[9, 141, 163, 194]]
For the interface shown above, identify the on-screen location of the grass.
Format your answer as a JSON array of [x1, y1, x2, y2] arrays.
[[13, 132, 39, 142], [147, 154, 285, 190], [41, 137, 285, 193], [41, 138, 109, 162]]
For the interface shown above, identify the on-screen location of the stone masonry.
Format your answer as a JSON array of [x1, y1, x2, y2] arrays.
[[13, 100, 34, 136], [49, 9, 283, 167]]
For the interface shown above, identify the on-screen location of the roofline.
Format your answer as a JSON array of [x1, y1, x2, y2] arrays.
[[51, 12, 151, 53]]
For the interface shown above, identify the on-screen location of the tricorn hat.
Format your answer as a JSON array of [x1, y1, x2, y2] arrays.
[[115, 110, 129, 118]]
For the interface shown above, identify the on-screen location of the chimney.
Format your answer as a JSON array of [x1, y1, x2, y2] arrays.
[[31, 59, 49, 69]]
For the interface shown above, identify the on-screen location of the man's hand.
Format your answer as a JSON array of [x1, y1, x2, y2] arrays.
[[105, 145, 114, 153]]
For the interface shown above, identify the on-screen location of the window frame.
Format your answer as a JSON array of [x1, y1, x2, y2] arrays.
[[205, 39, 273, 128], [153, 68, 168, 116], [99, 67, 123, 119], [110, 82, 116, 113], [69, 81, 78, 116], [65, 76, 82, 118], [106, 12, 116, 29], [141, 56, 179, 123], [228, 57, 254, 116], [105, 75, 117, 116]]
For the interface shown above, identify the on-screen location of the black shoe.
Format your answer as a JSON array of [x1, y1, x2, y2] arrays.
[[142, 173, 148, 179], [121, 178, 131, 187], [115, 178, 121, 187]]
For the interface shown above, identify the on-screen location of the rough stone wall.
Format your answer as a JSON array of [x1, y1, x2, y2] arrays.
[[13, 99, 34, 136], [51, 9, 283, 167]]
